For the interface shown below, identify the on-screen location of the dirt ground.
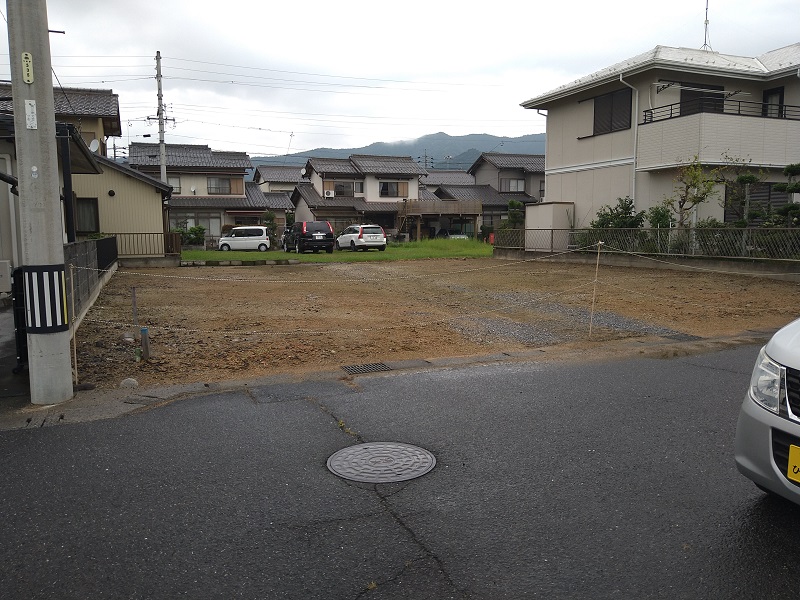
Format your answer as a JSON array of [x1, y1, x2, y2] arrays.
[[74, 257, 800, 391]]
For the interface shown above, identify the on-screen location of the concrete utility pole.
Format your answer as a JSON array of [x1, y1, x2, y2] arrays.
[[7, 0, 74, 404], [156, 51, 166, 183]]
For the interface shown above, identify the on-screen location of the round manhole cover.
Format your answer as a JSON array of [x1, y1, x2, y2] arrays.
[[327, 442, 436, 483]]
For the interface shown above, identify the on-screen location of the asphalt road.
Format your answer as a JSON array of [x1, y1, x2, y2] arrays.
[[2, 345, 799, 599]]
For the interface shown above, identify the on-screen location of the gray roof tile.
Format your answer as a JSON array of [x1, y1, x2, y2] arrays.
[[306, 157, 361, 176], [350, 154, 428, 176], [421, 170, 475, 186], [129, 143, 252, 169], [468, 153, 545, 174], [255, 165, 309, 183], [437, 184, 532, 207], [0, 82, 121, 135]]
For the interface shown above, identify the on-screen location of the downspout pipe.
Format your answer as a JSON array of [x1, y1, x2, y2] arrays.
[[619, 74, 638, 204], [0, 154, 18, 266]]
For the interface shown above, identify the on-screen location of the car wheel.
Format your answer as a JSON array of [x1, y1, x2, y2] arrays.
[[326, 246, 333, 254], [350, 241, 357, 252], [258, 244, 268, 252], [378, 245, 386, 251], [283, 241, 291, 252], [295, 241, 301, 253], [220, 244, 230, 251], [335, 241, 341, 250]]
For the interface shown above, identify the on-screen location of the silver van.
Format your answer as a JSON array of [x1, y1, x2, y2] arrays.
[[218, 226, 271, 252]]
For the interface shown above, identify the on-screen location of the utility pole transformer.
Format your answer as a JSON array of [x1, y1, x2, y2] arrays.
[[7, 0, 74, 404]]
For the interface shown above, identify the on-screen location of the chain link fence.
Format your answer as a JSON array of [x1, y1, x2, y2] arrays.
[[494, 228, 800, 260]]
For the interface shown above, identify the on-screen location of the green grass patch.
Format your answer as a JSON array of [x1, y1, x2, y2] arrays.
[[182, 239, 494, 263]]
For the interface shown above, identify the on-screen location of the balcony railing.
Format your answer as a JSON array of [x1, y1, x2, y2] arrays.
[[496, 227, 800, 260], [643, 97, 800, 124], [106, 232, 182, 257]]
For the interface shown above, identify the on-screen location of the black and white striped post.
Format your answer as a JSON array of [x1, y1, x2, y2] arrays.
[[21, 265, 69, 334]]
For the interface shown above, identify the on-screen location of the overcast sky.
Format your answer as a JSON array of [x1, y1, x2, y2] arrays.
[[0, 0, 797, 159]]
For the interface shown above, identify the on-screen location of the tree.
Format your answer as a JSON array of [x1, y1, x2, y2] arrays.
[[507, 200, 525, 229], [663, 156, 720, 228], [715, 154, 764, 226], [590, 197, 645, 228], [774, 163, 800, 194], [262, 210, 278, 245], [646, 205, 673, 228]]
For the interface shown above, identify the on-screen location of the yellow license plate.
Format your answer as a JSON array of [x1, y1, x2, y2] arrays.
[[788, 445, 800, 484]]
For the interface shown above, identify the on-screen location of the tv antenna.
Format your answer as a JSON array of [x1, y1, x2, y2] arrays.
[[701, 0, 713, 51]]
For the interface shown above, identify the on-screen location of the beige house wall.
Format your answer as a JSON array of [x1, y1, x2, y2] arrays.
[[363, 176, 419, 201], [165, 172, 246, 197], [73, 169, 165, 233]]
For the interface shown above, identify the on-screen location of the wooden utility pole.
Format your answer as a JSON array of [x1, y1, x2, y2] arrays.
[[7, 0, 74, 404]]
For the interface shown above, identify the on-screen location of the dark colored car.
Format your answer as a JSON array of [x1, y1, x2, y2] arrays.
[[284, 221, 335, 253]]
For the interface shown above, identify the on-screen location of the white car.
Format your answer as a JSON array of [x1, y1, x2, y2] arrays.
[[735, 317, 800, 504], [218, 226, 271, 252], [336, 224, 387, 251]]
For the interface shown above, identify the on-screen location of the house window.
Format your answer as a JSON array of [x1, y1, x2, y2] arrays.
[[325, 180, 365, 196], [207, 177, 231, 194], [168, 176, 181, 194], [762, 87, 784, 118], [379, 181, 408, 197], [75, 197, 99, 234], [169, 211, 221, 236], [593, 88, 632, 135], [500, 178, 525, 192], [724, 182, 790, 224], [539, 180, 545, 198]]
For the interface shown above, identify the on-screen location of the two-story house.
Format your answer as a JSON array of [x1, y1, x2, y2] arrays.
[[520, 43, 800, 231], [292, 154, 509, 239], [291, 155, 427, 236], [129, 143, 263, 241], [0, 85, 173, 257], [0, 83, 122, 157]]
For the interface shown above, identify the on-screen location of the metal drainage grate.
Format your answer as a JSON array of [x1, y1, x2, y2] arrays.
[[341, 362, 392, 375], [327, 442, 436, 483]]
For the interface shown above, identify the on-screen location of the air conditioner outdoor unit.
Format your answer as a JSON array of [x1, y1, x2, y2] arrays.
[[324, 190, 335, 198]]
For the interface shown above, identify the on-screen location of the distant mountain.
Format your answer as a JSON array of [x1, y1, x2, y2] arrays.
[[251, 132, 545, 171]]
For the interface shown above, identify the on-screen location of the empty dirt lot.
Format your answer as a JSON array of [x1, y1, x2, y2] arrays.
[[74, 257, 800, 390]]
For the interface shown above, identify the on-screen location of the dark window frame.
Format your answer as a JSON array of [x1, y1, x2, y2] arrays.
[[75, 197, 99, 234], [592, 87, 632, 136]]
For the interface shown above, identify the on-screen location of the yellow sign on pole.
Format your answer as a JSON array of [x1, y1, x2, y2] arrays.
[[21, 52, 33, 83]]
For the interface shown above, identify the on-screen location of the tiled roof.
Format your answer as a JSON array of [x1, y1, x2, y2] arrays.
[[0, 82, 119, 116], [95, 155, 171, 193], [128, 143, 252, 169], [293, 184, 399, 213], [437, 184, 532, 207], [418, 188, 440, 201], [421, 170, 475, 186], [350, 154, 428, 176], [0, 82, 122, 136], [255, 165, 309, 183], [521, 43, 800, 108], [306, 155, 428, 178], [262, 192, 294, 210], [170, 196, 255, 209], [306, 157, 361, 176], [468, 153, 545, 174]]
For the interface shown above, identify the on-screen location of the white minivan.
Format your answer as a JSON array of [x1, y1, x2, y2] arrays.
[[218, 226, 271, 252], [735, 317, 800, 505]]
